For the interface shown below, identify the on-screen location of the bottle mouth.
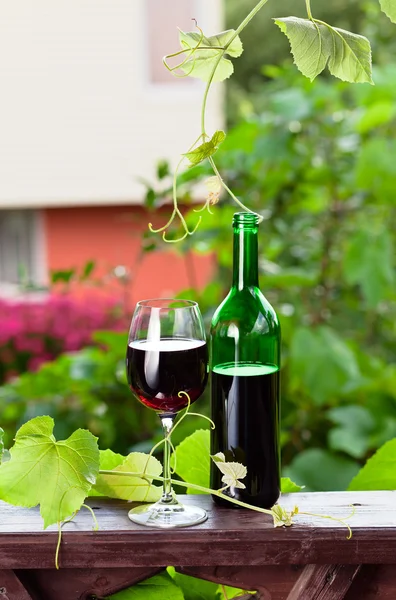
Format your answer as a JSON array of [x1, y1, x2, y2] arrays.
[[232, 212, 260, 227]]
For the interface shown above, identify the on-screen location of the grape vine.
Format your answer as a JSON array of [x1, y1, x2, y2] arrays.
[[148, 0, 396, 241]]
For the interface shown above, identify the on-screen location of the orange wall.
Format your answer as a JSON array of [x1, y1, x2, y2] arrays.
[[44, 206, 215, 308]]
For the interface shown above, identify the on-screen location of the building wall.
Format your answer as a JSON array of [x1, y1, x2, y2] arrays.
[[0, 0, 223, 208], [44, 206, 215, 307]]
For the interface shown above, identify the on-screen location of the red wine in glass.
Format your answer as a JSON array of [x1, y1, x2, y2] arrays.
[[126, 338, 208, 413], [126, 298, 209, 528]]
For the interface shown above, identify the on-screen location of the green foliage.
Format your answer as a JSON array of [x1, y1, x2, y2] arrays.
[[285, 449, 360, 492], [177, 30, 243, 82], [0, 416, 99, 528], [172, 429, 211, 494], [349, 438, 396, 490], [274, 18, 373, 84], [0, 331, 158, 452], [94, 452, 162, 502], [379, 0, 396, 23], [172, 429, 302, 494], [184, 131, 226, 166], [108, 572, 184, 600]]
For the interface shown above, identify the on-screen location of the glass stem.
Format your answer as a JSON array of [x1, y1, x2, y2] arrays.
[[159, 415, 176, 504]]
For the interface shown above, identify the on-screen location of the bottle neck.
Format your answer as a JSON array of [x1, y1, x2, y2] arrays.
[[232, 226, 259, 290]]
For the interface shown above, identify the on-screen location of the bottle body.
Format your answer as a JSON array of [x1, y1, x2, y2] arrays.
[[210, 213, 281, 508]]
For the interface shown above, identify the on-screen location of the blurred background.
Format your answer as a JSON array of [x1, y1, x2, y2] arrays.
[[0, 0, 395, 491]]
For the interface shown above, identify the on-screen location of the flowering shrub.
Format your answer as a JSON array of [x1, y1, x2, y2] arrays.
[[0, 296, 126, 383]]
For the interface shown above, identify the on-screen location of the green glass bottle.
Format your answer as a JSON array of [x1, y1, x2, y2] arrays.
[[210, 212, 281, 508]]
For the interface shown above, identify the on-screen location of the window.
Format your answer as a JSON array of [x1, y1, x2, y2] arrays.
[[0, 210, 45, 293], [146, 0, 196, 84]]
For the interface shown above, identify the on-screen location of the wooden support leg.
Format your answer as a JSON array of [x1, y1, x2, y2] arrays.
[[286, 565, 361, 600], [177, 566, 302, 599], [0, 571, 33, 600], [15, 567, 163, 600]]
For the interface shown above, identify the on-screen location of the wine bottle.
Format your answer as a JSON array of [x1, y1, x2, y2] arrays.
[[210, 212, 281, 509]]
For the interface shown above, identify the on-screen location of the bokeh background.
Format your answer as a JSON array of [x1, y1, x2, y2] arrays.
[[1, 0, 395, 491]]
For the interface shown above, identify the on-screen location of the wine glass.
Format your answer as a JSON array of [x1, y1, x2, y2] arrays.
[[126, 298, 208, 528]]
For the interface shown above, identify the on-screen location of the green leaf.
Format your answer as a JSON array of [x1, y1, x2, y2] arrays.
[[284, 448, 360, 492], [217, 585, 255, 599], [281, 477, 303, 493], [343, 228, 394, 307], [157, 160, 170, 180], [179, 29, 243, 82], [274, 17, 373, 84], [184, 131, 226, 167], [328, 405, 375, 459], [80, 260, 95, 280], [168, 568, 219, 600], [89, 449, 125, 497], [211, 453, 247, 489], [289, 326, 361, 405], [51, 269, 75, 284], [0, 416, 99, 528], [172, 429, 211, 494], [356, 101, 396, 133], [356, 138, 396, 203], [348, 438, 396, 491], [379, 0, 396, 23], [93, 452, 162, 502], [108, 572, 184, 600]]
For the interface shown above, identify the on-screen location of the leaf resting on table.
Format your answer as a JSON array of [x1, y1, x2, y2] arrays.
[[93, 452, 162, 502], [0, 416, 99, 528]]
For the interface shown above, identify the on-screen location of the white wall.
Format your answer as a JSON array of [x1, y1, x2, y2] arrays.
[[0, 0, 223, 208]]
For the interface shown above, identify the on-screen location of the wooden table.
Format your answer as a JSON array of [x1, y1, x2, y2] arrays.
[[0, 491, 395, 599]]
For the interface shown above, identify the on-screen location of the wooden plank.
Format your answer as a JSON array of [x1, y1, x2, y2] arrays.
[[0, 571, 33, 600], [16, 567, 163, 600], [344, 565, 396, 599], [287, 565, 361, 600], [178, 566, 301, 599], [0, 494, 395, 569]]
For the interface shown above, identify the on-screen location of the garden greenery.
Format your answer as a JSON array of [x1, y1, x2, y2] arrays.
[[1, 1, 396, 598], [149, 0, 395, 241]]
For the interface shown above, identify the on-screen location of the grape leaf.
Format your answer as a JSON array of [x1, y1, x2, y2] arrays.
[[211, 453, 247, 489], [379, 0, 396, 23], [274, 17, 373, 84], [89, 449, 125, 497], [348, 438, 396, 491], [271, 504, 299, 528], [184, 131, 226, 166], [108, 572, 184, 600], [173, 429, 301, 495], [93, 452, 162, 502], [328, 405, 375, 459], [281, 477, 303, 493], [168, 567, 219, 600], [0, 416, 99, 528], [179, 29, 243, 82], [285, 448, 360, 492], [172, 429, 211, 494], [343, 228, 394, 307]]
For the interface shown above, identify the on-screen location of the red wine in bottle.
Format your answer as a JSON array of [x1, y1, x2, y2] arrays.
[[127, 338, 208, 413], [211, 363, 280, 508], [210, 213, 281, 509]]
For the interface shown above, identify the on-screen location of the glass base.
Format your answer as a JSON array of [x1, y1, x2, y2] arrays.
[[128, 500, 207, 529]]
